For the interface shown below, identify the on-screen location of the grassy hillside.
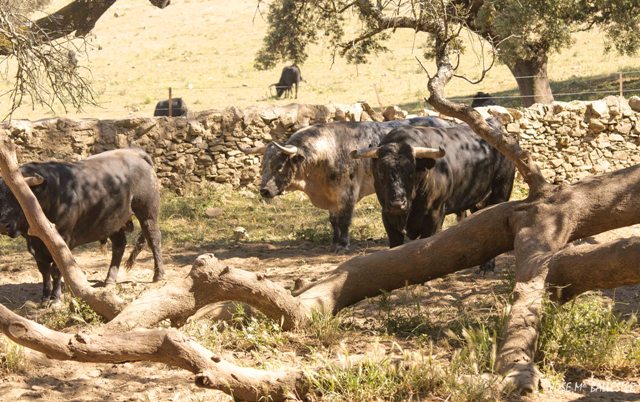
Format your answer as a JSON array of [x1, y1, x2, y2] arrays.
[[2, 0, 640, 120]]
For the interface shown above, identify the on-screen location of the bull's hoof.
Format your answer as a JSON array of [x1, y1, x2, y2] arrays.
[[330, 243, 350, 254], [477, 260, 496, 275], [152, 273, 165, 282], [41, 298, 64, 309], [104, 278, 117, 287]]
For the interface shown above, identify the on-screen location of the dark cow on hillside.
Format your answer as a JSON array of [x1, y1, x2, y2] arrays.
[[238, 117, 450, 251], [352, 120, 515, 270], [470, 92, 497, 108], [273, 65, 302, 99], [0, 148, 164, 303], [154, 98, 188, 117]]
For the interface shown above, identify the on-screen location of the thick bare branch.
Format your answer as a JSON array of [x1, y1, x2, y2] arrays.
[[496, 198, 579, 393], [426, 36, 547, 192], [0, 303, 306, 401], [547, 236, 640, 302], [0, 0, 171, 56], [106, 254, 307, 331]]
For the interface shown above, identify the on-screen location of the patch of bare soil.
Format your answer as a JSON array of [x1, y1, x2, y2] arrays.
[[1, 226, 639, 401]]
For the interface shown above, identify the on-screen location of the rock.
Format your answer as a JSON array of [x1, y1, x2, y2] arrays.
[[233, 226, 248, 242], [609, 133, 625, 142], [541, 169, 556, 179], [486, 105, 512, 124], [383, 105, 408, 121], [508, 108, 524, 120], [588, 100, 609, 118], [550, 159, 564, 168], [588, 120, 606, 134], [349, 103, 364, 122], [629, 96, 640, 112], [616, 122, 633, 135], [604, 95, 631, 117], [205, 207, 223, 218], [613, 150, 629, 160], [505, 123, 520, 133], [420, 108, 440, 117]]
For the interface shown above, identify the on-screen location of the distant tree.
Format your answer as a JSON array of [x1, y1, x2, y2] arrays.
[[0, 0, 170, 118], [255, 0, 640, 106]]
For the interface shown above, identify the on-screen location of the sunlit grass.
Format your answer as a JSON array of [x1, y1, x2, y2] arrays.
[[158, 185, 386, 249], [539, 294, 640, 377]]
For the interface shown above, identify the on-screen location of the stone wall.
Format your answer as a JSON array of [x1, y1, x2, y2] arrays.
[[3, 96, 640, 191], [485, 95, 640, 183], [3, 103, 359, 192]]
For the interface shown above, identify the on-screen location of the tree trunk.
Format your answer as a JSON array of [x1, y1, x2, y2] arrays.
[[507, 55, 554, 107]]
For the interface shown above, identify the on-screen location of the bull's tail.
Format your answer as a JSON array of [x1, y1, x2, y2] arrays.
[[124, 232, 146, 271]]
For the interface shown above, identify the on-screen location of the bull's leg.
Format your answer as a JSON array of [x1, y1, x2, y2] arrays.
[[329, 205, 354, 252], [294, 83, 298, 99], [35, 257, 54, 303], [412, 208, 445, 240], [329, 213, 342, 249], [105, 229, 127, 285], [382, 213, 406, 248], [50, 265, 63, 303], [455, 210, 469, 222], [137, 216, 164, 282]]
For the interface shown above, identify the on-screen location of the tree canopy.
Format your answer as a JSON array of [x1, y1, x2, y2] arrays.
[[255, 0, 640, 106]]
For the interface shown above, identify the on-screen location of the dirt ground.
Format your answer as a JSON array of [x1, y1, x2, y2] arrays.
[[1, 225, 639, 401]]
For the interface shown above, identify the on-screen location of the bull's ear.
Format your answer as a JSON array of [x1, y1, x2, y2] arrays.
[[24, 173, 45, 187], [292, 154, 305, 165], [416, 158, 437, 171]]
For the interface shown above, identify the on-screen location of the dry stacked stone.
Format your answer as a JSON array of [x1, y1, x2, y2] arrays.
[[475, 95, 640, 183], [4, 96, 640, 192]]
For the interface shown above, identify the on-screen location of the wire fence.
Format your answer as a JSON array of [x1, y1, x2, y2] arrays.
[[16, 69, 640, 117]]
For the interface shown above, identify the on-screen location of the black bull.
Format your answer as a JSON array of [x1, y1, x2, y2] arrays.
[[0, 148, 164, 302], [352, 121, 515, 270], [239, 117, 450, 251]]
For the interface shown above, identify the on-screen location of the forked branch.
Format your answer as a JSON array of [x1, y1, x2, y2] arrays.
[[426, 35, 548, 192]]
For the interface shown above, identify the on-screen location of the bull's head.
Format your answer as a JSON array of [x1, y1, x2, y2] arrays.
[[238, 141, 305, 200], [352, 143, 444, 215], [0, 172, 44, 237]]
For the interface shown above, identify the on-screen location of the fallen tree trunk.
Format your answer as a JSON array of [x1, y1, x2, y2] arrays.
[[106, 253, 306, 331], [547, 236, 640, 302], [0, 303, 307, 401]]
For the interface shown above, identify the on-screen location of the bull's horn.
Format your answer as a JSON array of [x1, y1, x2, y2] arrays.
[[350, 146, 380, 159], [413, 146, 445, 159], [272, 142, 298, 156], [24, 174, 44, 187], [237, 142, 266, 155]]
